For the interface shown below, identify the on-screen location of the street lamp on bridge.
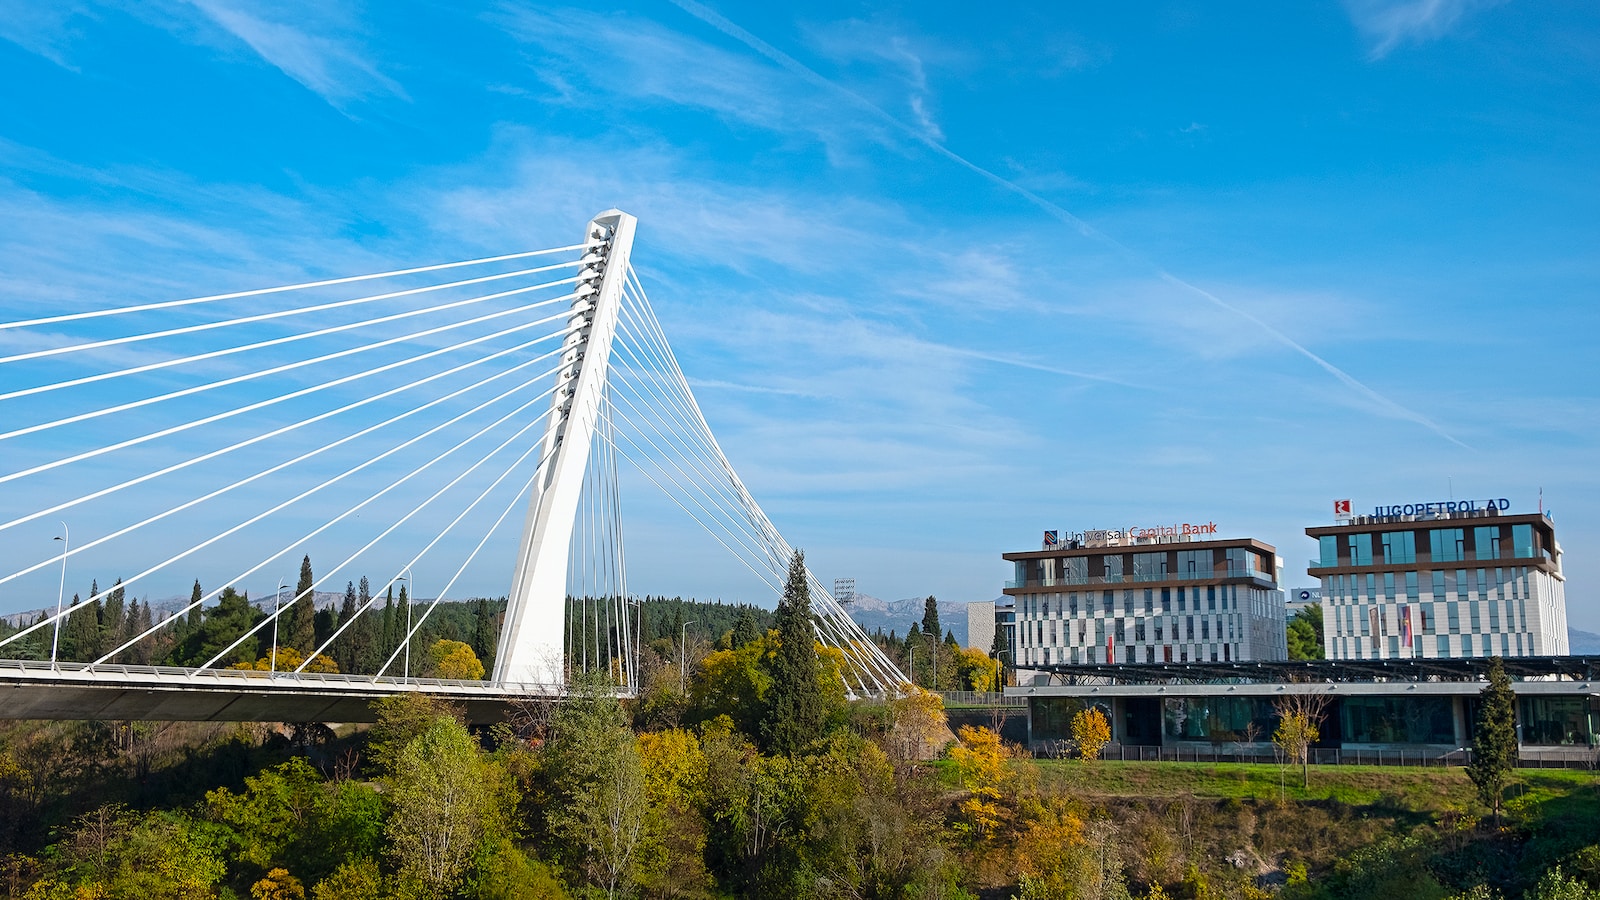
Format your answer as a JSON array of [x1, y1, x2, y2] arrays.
[[50, 522, 67, 669]]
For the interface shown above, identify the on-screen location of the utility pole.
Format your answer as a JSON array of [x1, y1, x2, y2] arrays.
[[270, 578, 285, 676]]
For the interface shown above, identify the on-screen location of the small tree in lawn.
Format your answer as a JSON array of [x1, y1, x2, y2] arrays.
[[1467, 656, 1518, 827], [1071, 706, 1111, 761], [1272, 690, 1331, 789]]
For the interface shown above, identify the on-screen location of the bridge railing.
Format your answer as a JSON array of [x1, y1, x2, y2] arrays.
[[0, 657, 561, 695]]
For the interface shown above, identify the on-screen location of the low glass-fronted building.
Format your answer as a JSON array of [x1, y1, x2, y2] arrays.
[[1012, 657, 1600, 763]]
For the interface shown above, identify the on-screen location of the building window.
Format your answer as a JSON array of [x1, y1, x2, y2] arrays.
[[1473, 526, 1501, 561], [1429, 528, 1465, 563], [1347, 534, 1374, 566], [1178, 549, 1210, 579], [1319, 535, 1339, 567], [1144, 589, 1154, 613], [1102, 591, 1115, 614], [1134, 621, 1146, 641], [1381, 531, 1416, 564], [1432, 570, 1446, 599], [1133, 552, 1166, 580], [1160, 588, 1171, 613], [1512, 524, 1534, 559], [1406, 571, 1419, 600]]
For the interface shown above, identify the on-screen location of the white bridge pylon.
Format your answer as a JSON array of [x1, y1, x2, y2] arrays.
[[0, 209, 905, 699]]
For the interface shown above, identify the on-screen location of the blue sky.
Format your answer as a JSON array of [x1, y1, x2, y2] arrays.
[[1, 1, 1597, 629]]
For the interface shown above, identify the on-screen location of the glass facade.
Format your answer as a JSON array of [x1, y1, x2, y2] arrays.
[[1519, 696, 1598, 747], [1430, 528, 1465, 563], [1381, 531, 1416, 564], [1340, 696, 1454, 744], [1162, 696, 1276, 742]]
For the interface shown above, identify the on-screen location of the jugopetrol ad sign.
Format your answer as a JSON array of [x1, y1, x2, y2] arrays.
[[1371, 498, 1511, 517]]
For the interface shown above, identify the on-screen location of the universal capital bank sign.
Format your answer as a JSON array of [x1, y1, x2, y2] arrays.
[[1371, 498, 1511, 517], [1059, 521, 1220, 544]]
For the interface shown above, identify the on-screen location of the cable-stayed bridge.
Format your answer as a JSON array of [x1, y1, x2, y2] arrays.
[[0, 210, 904, 722]]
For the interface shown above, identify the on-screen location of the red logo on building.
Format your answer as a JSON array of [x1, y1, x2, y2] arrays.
[[1333, 499, 1352, 517]]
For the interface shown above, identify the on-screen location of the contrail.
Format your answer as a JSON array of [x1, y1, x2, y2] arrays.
[[666, 0, 1469, 450]]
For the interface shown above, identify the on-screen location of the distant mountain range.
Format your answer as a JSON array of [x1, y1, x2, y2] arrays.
[[1570, 628, 1600, 654], [843, 593, 971, 646]]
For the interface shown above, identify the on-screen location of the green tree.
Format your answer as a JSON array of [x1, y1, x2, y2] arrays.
[[543, 671, 646, 897], [351, 577, 380, 675], [1287, 605, 1325, 660], [334, 582, 358, 674], [1468, 656, 1518, 827], [184, 578, 204, 638], [471, 597, 495, 674], [731, 607, 760, 649], [760, 550, 831, 756], [921, 596, 943, 689], [990, 617, 1012, 686], [388, 717, 506, 899], [170, 586, 261, 667], [287, 555, 317, 654]]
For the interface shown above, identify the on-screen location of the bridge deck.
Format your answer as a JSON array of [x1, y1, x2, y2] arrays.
[[0, 660, 559, 724]]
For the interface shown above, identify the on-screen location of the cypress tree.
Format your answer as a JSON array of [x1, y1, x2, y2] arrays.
[[185, 579, 203, 637], [472, 597, 494, 671], [922, 596, 943, 689], [287, 554, 316, 652], [335, 581, 359, 672], [1468, 656, 1518, 826], [760, 550, 827, 755], [381, 585, 396, 658], [352, 576, 379, 674]]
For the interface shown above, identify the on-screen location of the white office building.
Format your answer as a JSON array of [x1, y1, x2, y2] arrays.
[[1308, 506, 1568, 659]]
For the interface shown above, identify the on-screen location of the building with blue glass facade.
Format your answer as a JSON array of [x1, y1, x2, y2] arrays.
[[1308, 509, 1567, 659]]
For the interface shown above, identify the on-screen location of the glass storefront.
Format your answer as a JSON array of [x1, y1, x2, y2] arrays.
[[1520, 696, 1599, 747], [1162, 696, 1276, 743], [1340, 696, 1454, 744]]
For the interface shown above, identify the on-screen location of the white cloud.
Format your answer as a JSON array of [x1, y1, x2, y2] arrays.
[[180, 0, 405, 109], [1344, 0, 1507, 59], [0, 2, 94, 68]]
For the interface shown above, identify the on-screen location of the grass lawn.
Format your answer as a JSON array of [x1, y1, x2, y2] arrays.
[[1024, 759, 1597, 813]]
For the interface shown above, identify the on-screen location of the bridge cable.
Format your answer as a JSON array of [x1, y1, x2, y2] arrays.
[[0, 277, 578, 449], [0, 258, 580, 372], [0, 244, 585, 331]]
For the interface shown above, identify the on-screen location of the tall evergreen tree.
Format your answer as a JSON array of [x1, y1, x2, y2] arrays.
[[287, 554, 316, 653], [471, 597, 494, 673], [921, 596, 941, 639], [184, 579, 203, 637], [395, 584, 412, 672], [760, 550, 827, 755], [335, 581, 359, 672], [351, 576, 379, 674], [381, 585, 396, 660], [101, 579, 126, 653], [921, 596, 943, 689], [1468, 656, 1518, 826]]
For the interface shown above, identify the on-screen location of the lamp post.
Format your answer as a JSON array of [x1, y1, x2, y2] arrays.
[[680, 620, 698, 693], [50, 523, 68, 668], [270, 578, 285, 677]]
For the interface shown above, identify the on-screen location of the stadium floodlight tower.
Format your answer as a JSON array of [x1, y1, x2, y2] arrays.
[[493, 209, 636, 688]]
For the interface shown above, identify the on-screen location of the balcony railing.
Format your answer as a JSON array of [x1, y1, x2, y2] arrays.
[[1007, 568, 1273, 590]]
